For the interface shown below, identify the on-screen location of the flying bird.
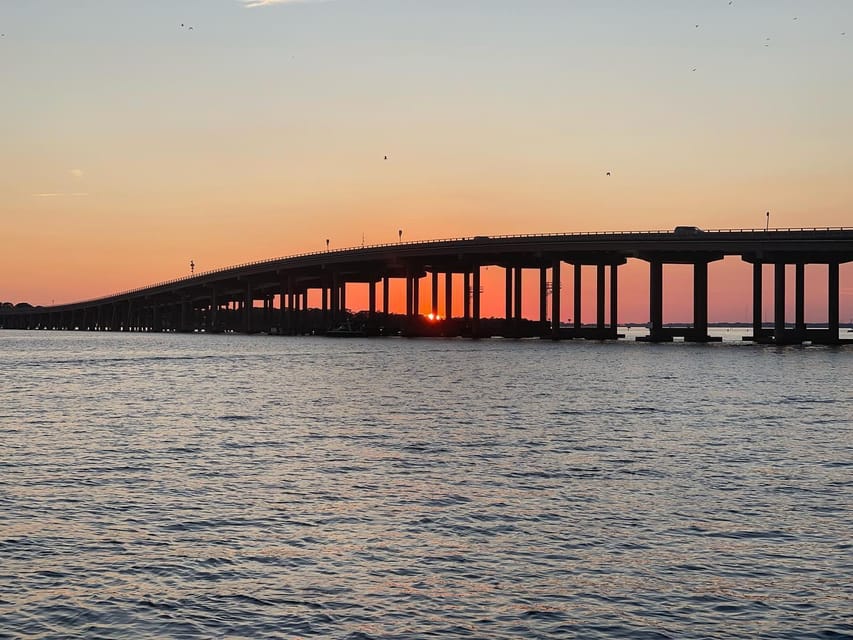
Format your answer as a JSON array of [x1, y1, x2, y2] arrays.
[[606, 171, 611, 176]]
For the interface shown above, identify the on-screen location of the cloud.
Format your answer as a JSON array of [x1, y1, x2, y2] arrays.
[[34, 192, 88, 197], [241, 0, 332, 7], [69, 168, 84, 178]]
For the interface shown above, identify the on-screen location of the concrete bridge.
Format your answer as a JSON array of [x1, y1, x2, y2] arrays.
[[2, 227, 852, 345]]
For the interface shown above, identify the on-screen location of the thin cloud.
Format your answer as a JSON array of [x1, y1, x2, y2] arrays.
[[34, 192, 88, 197], [242, 0, 332, 7], [70, 168, 84, 178]]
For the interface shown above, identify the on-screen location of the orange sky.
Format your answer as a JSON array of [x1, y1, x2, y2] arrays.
[[2, 1, 852, 321]]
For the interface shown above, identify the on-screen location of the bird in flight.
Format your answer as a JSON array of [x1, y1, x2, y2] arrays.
[[606, 171, 611, 176]]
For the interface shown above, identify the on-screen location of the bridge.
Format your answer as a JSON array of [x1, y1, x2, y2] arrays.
[[2, 227, 852, 345]]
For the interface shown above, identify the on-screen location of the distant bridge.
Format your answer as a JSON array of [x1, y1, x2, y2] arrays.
[[3, 227, 853, 344]]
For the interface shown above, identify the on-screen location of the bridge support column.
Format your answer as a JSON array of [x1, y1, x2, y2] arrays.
[[413, 274, 420, 317], [369, 279, 377, 319], [180, 298, 191, 333], [610, 263, 619, 337], [504, 268, 512, 326], [472, 265, 481, 339], [596, 265, 606, 332], [463, 271, 471, 321], [383, 276, 390, 320], [406, 271, 413, 318], [444, 272, 453, 321], [774, 262, 785, 341], [828, 261, 840, 343], [339, 280, 347, 319], [277, 280, 286, 335], [693, 260, 710, 340], [513, 267, 523, 337], [795, 263, 805, 335], [751, 262, 764, 341], [289, 285, 297, 335], [551, 259, 561, 340], [648, 260, 664, 342], [244, 283, 254, 334], [539, 267, 548, 335], [573, 264, 582, 332], [208, 289, 218, 333], [429, 271, 437, 318], [322, 285, 329, 332]]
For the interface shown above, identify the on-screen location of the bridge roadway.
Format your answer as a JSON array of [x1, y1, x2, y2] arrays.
[[2, 227, 853, 344]]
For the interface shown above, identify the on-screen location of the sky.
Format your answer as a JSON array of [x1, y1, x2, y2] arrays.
[[1, 0, 852, 321]]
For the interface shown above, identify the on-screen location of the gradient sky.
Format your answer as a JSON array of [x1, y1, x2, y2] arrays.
[[2, 0, 852, 321]]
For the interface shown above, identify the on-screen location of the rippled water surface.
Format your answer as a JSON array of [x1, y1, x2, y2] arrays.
[[1, 330, 851, 639]]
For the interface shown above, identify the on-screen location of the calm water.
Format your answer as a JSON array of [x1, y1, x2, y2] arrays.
[[1, 330, 851, 639]]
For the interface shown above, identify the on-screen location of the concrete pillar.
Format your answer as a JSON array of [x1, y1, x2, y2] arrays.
[[277, 280, 286, 335], [413, 274, 420, 316], [610, 264, 619, 331], [210, 288, 218, 333], [339, 281, 347, 317], [551, 259, 561, 339], [505, 267, 513, 322], [322, 285, 329, 330], [301, 291, 309, 333], [244, 282, 253, 334], [472, 265, 481, 338], [539, 266, 548, 329], [649, 260, 663, 337], [369, 279, 376, 319], [431, 271, 439, 318], [444, 272, 453, 320], [289, 285, 297, 335], [774, 262, 785, 336], [406, 272, 414, 317], [514, 267, 522, 324], [694, 261, 709, 337], [463, 271, 471, 321], [574, 264, 582, 330], [383, 276, 390, 317], [828, 261, 840, 340], [331, 274, 340, 325], [596, 264, 606, 329], [795, 263, 805, 333], [752, 262, 763, 339]]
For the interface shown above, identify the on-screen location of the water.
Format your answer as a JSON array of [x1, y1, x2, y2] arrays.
[[1, 330, 851, 639]]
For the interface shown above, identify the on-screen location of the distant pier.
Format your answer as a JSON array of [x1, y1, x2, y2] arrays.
[[2, 227, 852, 345]]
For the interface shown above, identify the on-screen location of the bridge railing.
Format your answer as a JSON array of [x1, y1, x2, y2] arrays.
[[15, 226, 853, 310]]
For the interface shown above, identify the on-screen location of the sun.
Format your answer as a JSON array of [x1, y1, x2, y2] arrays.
[[425, 313, 442, 321]]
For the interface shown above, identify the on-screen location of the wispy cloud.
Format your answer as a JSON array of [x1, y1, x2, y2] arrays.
[[69, 168, 84, 178], [241, 0, 332, 7], [34, 192, 89, 197]]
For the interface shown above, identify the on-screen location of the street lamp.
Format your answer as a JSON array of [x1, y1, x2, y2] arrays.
[[398, 229, 402, 243], [326, 239, 330, 251], [190, 260, 195, 274]]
